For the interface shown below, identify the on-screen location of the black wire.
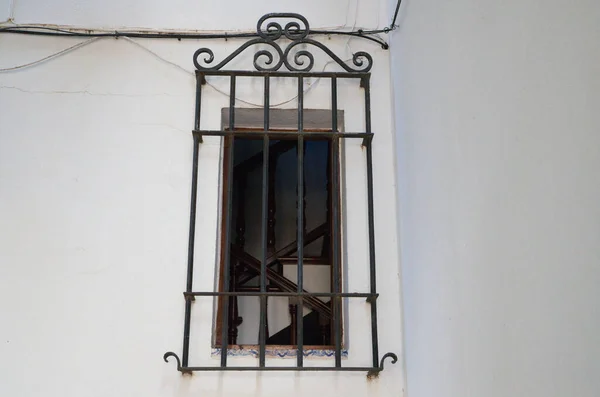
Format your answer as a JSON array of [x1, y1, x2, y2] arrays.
[[0, 25, 390, 49], [390, 0, 402, 30], [0, 2, 402, 48]]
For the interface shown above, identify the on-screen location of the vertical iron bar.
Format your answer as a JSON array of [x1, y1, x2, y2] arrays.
[[194, 74, 202, 131], [230, 173, 246, 346], [290, 304, 297, 344], [363, 76, 379, 368], [296, 76, 304, 367], [220, 75, 236, 367], [182, 74, 203, 367], [259, 76, 270, 368], [331, 77, 342, 367]]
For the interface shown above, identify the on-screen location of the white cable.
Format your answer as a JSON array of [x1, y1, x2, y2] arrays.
[[375, 0, 381, 30], [121, 38, 278, 107], [203, 57, 352, 108], [342, 0, 352, 29], [9, 0, 17, 21], [0, 34, 352, 108], [345, 0, 360, 56], [121, 37, 194, 77], [121, 37, 351, 108], [0, 20, 385, 34], [1, 0, 18, 23], [0, 37, 102, 72]]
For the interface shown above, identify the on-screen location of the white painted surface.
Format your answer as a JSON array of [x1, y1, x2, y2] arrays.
[[390, 1, 600, 396], [10, 0, 382, 31], [0, 0, 11, 22], [0, 2, 404, 397]]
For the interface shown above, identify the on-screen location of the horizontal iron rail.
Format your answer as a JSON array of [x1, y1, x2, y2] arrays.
[[164, 351, 398, 375], [194, 129, 372, 138], [198, 70, 369, 79], [182, 366, 375, 372], [185, 291, 378, 298]]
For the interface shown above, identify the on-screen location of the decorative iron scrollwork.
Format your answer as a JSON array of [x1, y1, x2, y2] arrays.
[[257, 13, 310, 40], [163, 12, 397, 376], [193, 13, 373, 72]]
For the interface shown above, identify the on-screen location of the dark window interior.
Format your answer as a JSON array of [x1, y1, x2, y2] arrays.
[[214, 110, 342, 349]]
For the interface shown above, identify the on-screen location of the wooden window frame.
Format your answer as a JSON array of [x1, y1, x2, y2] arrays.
[[213, 108, 344, 351]]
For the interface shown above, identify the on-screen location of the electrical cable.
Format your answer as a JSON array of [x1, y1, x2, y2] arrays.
[[390, 0, 402, 29], [0, 24, 391, 49], [1, 1, 402, 98], [344, 0, 362, 57], [343, 0, 352, 29], [9, 0, 17, 20], [0, 37, 102, 72], [0, 34, 351, 108], [1, 0, 17, 23], [122, 36, 347, 108], [0, 0, 403, 50], [0, 1, 402, 39]]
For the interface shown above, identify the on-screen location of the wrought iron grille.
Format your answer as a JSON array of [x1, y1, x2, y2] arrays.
[[163, 13, 397, 376]]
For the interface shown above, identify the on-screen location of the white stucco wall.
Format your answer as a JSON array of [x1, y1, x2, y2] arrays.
[[1, 0, 11, 22], [390, 1, 600, 396], [0, 1, 404, 397]]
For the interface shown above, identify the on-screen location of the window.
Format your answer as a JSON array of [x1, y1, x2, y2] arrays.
[[163, 12, 397, 376], [214, 109, 344, 353]]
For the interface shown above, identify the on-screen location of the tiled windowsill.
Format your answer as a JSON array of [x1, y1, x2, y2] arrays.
[[211, 346, 349, 359]]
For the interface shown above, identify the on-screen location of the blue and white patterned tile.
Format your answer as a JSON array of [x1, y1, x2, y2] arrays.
[[211, 347, 348, 359]]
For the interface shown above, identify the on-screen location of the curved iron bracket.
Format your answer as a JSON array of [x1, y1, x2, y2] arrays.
[[193, 13, 373, 72], [164, 352, 192, 375], [367, 352, 399, 378], [163, 351, 181, 369]]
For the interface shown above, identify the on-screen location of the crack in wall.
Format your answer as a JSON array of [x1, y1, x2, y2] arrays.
[[0, 85, 188, 97]]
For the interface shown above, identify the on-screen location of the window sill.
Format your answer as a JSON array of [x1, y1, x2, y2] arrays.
[[211, 346, 349, 359]]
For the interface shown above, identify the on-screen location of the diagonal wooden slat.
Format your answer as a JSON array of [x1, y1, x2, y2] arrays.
[[230, 247, 332, 319], [236, 223, 328, 286]]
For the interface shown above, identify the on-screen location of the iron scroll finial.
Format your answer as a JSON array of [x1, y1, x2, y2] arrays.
[[257, 13, 310, 40], [192, 13, 373, 72]]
